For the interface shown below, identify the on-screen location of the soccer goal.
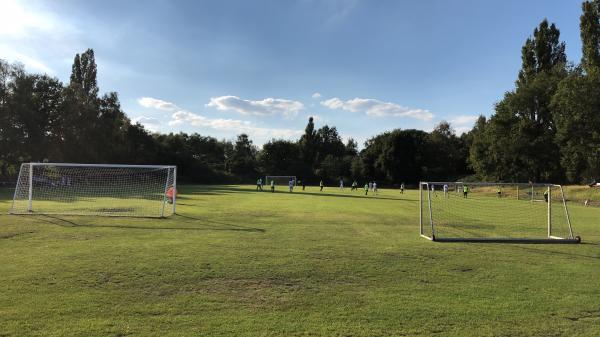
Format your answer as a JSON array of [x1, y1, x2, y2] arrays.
[[10, 163, 177, 218], [419, 182, 580, 243], [265, 175, 296, 186]]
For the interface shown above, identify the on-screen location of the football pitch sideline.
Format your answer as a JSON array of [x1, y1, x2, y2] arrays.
[[0, 185, 598, 337]]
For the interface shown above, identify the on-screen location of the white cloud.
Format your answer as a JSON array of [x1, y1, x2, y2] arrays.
[[133, 116, 161, 132], [138, 97, 180, 111], [170, 111, 302, 139], [450, 115, 478, 126], [454, 126, 472, 135], [321, 97, 434, 121], [311, 92, 322, 99], [138, 96, 302, 144], [449, 115, 478, 134], [206, 95, 304, 117]]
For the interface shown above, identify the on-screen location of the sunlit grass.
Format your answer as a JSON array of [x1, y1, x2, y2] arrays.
[[0, 185, 598, 336]]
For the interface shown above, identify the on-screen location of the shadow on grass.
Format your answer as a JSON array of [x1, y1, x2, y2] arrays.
[[188, 185, 414, 202], [288, 191, 414, 202], [509, 244, 599, 260], [36, 214, 265, 233]]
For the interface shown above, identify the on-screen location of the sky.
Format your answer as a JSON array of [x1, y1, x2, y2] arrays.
[[0, 0, 585, 147]]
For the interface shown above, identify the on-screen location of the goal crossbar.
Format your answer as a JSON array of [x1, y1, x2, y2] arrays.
[[419, 181, 580, 244]]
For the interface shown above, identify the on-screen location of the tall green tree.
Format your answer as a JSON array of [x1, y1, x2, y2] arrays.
[[229, 134, 258, 176], [259, 139, 301, 176], [298, 117, 318, 177], [552, 69, 600, 182], [474, 19, 568, 182], [581, 0, 600, 74]]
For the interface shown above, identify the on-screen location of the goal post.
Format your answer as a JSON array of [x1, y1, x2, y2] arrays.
[[265, 175, 297, 186], [10, 163, 177, 218], [419, 182, 580, 243]]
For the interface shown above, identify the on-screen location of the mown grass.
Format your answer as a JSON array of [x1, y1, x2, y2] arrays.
[[0, 185, 598, 337]]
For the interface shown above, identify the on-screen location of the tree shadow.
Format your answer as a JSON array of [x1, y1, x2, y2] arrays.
[[289, 191, 414, 202], [186, 185, 415, 202], [35, 214, 265, 233]]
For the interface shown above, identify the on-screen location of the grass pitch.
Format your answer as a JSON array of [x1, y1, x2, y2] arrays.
[[0, 185, 598, 336]]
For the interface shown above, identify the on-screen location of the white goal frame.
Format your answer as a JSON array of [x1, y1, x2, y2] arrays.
[[419, 181, 580, 243], [265, 175, 297, 186], [10, 163, 177, 218]]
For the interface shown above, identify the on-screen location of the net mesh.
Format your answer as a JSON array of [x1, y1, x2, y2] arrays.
[[10, 163, 176, 217], [420, 182, 573, 240]]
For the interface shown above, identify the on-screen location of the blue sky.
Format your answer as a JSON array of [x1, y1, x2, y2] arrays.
[[0, 0, 584, 146]]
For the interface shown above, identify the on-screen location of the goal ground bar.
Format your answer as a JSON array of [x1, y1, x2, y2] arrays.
[[427, 236, 581, 244]]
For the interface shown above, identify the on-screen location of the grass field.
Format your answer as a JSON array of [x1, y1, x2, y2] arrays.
[[0, 185, 599, 336]]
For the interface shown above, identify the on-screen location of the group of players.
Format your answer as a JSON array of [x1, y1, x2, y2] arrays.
[[255, 178, 407, 196], [429, 184, 470, 198]]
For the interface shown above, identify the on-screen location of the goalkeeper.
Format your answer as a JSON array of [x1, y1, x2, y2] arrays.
[[166, 186, 176, 204], [256, 178, 263, 191], [271, 180, 275, 193]]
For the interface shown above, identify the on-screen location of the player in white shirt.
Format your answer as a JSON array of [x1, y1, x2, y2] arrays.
[[288, 179, 294, 192], [373, 182, 378, 195], [339, 179, 344, 190], [443, 184, 449, 198]]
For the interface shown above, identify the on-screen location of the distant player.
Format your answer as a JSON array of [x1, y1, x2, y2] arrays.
[[302, 179, 306, 191], [289, 178, 294, 192], [271, 180, 275, 193], [463, 185, 469, 198], [351, 181, 357, 191], [373, 182, 378, 195], [400, 183, 404, 194], [257, 178, 263, 191], [443, 184, 449, 198], [497, 186, 502, 198], [368, 182, 373, 192], [339, 179, 344, 190], [543, 190, 548, 202], [166, 186, 177, 204], [320, 180, 324, 192], [364, 183, 369, 195], [431, 184, 437, 197]]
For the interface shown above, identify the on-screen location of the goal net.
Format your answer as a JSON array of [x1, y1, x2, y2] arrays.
[[419, 182, 580, 243], [265, 175, 296, 186], [10, 163, 177, 218]]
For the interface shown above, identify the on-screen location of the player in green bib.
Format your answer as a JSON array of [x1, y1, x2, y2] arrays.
[[364, 183, 369, 195], [463, 185, 469, 198]]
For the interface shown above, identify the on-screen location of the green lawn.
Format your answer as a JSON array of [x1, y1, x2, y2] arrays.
[[0, 185, 598, 337]]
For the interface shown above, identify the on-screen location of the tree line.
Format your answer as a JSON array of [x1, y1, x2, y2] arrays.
[[1, 1, 599, 185]]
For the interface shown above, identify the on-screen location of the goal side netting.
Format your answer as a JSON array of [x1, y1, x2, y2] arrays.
[[419, 182, 580, 243], [10, 163, 177, 218], [265, 176, 296, 186]]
